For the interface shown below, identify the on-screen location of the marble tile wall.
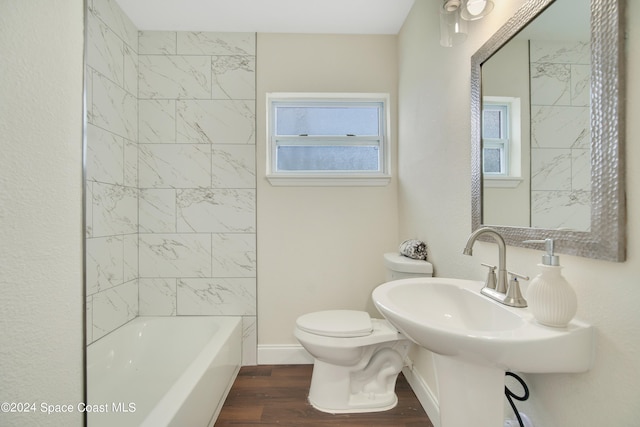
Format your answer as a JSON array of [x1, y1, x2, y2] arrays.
[[137, 31, 257, 365], [86, 0, 139, 344], [85, 0, 257, 364], [529, 40, 591, 231]]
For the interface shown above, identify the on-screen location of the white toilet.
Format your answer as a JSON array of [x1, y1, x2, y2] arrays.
[[294, 253, 433, 414]]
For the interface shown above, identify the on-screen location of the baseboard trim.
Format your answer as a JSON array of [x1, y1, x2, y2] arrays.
[[402, 365, 440, 427], [257, 344, 314, 365]]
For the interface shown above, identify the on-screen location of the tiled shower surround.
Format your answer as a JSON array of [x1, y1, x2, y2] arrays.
[[529, 40, 591, 231], [86, 0, 257, 364]]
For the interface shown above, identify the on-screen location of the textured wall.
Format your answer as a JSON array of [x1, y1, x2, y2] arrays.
[[0, 1, 84, 426]]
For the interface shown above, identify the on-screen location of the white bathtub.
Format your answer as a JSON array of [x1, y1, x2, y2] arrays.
[[87, 316, 242, 427]]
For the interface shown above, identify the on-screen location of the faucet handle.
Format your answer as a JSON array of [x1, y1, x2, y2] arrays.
[[480, 263, 497, 290], [504, 271, 529, 308], [507, 271, 529, 281]]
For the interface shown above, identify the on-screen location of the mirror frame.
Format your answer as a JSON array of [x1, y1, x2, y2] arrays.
[[471, 0, 626, 262]]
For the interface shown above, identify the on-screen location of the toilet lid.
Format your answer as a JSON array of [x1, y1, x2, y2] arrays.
[[296, 310, 372, 338]]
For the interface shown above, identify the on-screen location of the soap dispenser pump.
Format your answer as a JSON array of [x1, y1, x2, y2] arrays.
[[524, 239, 577, 327]]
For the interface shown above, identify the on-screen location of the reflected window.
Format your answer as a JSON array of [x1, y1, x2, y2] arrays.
[[482, 103, 510, 175]]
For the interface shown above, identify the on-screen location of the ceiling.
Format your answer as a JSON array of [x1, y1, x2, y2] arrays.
[[114, 0, 416, 34]]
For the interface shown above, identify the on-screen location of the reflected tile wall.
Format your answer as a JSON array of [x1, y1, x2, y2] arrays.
[[86, 0, 139, 343], [530, 40, 591, 231]]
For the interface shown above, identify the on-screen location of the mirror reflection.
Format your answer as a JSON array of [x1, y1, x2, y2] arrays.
[[481, 0, 591, 231]]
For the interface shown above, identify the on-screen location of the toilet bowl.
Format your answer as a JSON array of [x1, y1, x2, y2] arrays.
[[294, 310, 411, 413], [294, 253, 433, 414]]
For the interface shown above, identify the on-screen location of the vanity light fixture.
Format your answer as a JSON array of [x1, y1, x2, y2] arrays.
[[440, 0, 495, 47]]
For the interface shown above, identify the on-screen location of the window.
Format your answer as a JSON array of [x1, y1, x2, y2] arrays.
[[482, 96, 523, 188], [266, 93, 391, 186], [482, 103, 510, 175]]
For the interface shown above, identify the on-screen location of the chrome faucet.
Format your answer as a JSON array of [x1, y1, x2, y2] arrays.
[[463, 227, 528, 308]]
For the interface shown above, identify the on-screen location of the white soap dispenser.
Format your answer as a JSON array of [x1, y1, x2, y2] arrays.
[[525, 239, 577, 327]]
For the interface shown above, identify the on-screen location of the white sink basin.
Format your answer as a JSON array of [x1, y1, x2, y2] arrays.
[[372, 277, 593, 427], [372, 277, 592, 373]]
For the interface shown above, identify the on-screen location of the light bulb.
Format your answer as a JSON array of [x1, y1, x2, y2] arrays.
[[461, 0, 494, 21]]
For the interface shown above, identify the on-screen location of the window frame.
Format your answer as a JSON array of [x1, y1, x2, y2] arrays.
[[266, 93, 391, 187]]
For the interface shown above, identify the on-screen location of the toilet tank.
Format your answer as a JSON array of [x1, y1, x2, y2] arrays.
[[383, 252, 433, 281]]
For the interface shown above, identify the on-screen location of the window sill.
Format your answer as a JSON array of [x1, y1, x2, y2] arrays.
[[266, 174, 392, 187], [483, 176, 523, 188]]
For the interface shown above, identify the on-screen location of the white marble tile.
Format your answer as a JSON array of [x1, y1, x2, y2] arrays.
[[176, 100, 255, 144], [530, 63, 571, 106], [177, 278, 256, 315], [531, 190, 591, 232], [93, 72, 138, 140], [92, 182, 138, 236], [87, 11, 124, 87], [211, 145, 256, 189], [571, 64, 591, 107], [92, 280, 139, 341], [530, 40, 590, 65], [242, 316, 257, 366], [123, 234, 138, 283], [139, 31, 177, 54], [91, 0, 138, 50], [531, 105, 590, 149], [86, 68, 94, 124], [124, 139, 138, 188], [177, 32, 255, 55], [86, 235, 123, 295], [86, 182, 94, 238], [123, 44, 138, 96], [86, 124, 124, 185], [177, 189, 256, 233], [139, 55, 211, 99], [212, 233, 256, 277], [139, 99, 176, 143], [211, 56, 255, 100], [139, 278, 177, 315], [531, 148, 572, 191], [139, 189, 177, 233], [139, 144, 212, 188], [572, 149, 591, 191], [86, 296, 94, 344], [139, 233, 212, 278]]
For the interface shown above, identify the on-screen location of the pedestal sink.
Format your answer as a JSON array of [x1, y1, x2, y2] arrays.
[[372, 277, 593, 427]]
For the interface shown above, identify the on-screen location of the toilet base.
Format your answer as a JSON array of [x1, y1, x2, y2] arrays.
[[309, 393, 398, 414], [307, 346, 406, 414]]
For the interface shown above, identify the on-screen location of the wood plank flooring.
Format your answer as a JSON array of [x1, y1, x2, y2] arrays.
[[215, 364, 434, 427]]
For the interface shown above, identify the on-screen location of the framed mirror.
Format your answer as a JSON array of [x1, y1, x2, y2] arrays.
[[470, 0, 626, 261]]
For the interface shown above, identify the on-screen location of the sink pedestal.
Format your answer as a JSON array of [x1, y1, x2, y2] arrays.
[[434, 355, 506, 427]]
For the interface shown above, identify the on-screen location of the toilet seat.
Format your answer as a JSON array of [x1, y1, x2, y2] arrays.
[[296, 310, 372, 338]]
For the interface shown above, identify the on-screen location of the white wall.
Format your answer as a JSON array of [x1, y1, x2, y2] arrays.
[[398, 0, 640, 426], [0, 1, 85, 426], [482, 39, 531, 227], [256, 34, 399, 346]]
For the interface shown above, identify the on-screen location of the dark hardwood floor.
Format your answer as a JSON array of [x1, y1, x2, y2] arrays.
[[215, 364, 434, 427]]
